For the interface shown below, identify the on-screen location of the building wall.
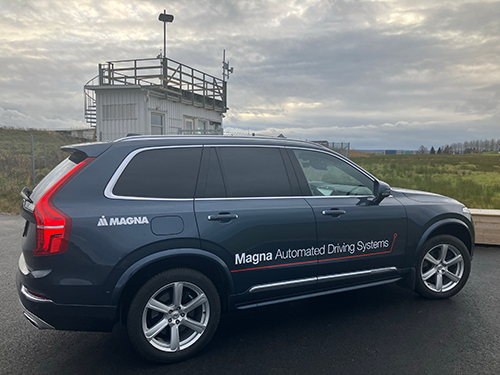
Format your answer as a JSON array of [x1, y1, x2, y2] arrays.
[[95, 86, 223, 141], [147, 92, 222, 135], [96, 87, 142, 140]]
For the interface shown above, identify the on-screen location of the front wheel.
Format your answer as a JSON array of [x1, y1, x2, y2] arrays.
[[415, 235, 471, 299], [126, 268, 221, 363]]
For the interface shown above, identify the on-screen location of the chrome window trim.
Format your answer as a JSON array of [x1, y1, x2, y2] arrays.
[[195, 195, 375, 201], [249, 267, 398, 293], [105, 143, 380, 201]]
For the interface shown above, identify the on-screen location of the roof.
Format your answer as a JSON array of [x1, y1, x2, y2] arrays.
[[116, 135, 329, 150], [62, 135, 333, 158]]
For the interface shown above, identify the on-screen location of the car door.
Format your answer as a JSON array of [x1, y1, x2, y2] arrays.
[[194, 146, 318, 305], [288, 148, 407, 289]]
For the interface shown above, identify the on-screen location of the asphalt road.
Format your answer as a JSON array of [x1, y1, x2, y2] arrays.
[[1, 214, 499, 375]]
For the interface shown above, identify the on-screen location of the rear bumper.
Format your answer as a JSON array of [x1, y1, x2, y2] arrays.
[[17, 272, 117, 333], [23, 309, 55, 330]]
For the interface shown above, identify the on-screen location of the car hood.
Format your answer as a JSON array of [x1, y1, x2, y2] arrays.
[[392, 187, 462, 205]]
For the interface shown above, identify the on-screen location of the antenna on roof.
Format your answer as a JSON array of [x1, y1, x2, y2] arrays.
[[222, 49, 234, 82]]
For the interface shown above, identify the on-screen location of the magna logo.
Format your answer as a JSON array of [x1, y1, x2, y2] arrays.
[[97, 215, 149, 227]]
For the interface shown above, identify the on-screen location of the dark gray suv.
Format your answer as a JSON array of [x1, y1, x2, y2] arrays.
[[17, 135, 474, 362]]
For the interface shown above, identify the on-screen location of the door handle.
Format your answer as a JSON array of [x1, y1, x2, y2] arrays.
[[322, 209, 346, 217], [207, 213, 239, 222]]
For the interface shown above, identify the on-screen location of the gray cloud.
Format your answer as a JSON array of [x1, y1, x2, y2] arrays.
[[0, 0, 499, 150]]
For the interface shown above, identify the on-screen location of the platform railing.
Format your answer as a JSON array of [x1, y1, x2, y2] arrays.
[[90, 58, 226, 112]]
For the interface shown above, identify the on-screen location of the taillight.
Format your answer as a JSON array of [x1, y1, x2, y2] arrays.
[[33, 158, 94, 256]]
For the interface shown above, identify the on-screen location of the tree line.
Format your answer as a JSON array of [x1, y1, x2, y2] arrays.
[[418, 138, 500, 154]]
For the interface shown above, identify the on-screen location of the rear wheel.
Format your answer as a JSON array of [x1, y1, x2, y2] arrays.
[[415, 235, 471, 299], [126, 268, 220, 363]]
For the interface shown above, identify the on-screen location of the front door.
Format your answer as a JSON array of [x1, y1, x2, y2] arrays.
[[288, 148, 407, 288]]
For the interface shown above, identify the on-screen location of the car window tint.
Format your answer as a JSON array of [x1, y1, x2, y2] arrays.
[[113, 147, 202, 198], [202, 147, 227, 198], [217, 147, 292, 197], [292, 149, 374, 196]]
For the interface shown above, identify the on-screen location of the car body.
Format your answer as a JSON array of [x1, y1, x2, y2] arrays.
[[17, 135, 474, 362]]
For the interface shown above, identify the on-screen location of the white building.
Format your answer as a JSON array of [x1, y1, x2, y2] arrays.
[[84, 57, 227, 141]]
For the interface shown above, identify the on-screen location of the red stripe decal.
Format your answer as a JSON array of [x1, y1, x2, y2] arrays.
[[231, 259, 317, 273], [231, 234, 398, 273]]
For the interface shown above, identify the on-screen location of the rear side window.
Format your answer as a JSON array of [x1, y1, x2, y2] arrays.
[[217, 147, 293, 197], [113, 147, 202, 199]]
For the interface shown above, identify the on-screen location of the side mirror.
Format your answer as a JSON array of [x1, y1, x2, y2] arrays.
[[371, 181, 391, 205]]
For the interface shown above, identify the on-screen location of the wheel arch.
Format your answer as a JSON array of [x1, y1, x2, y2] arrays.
[[112, 249, 234, 324], [416, 219, 474, 258]]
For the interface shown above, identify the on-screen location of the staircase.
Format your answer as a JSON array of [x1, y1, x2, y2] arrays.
[[84, 76, 98, 127]]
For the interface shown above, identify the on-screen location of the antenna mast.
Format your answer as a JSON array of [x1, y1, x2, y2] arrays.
[[222, 49, 234, 82]]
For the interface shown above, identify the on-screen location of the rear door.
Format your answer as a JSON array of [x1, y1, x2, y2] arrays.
[[194, 146, 318, 305]]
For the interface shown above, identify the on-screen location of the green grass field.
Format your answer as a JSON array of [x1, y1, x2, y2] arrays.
[[1, 128, 499, 213], [351, 153, 500, 209], [0, 128, 85, 214]]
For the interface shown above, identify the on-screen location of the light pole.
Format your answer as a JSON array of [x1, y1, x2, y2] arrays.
[[158, 10, 174, 59]]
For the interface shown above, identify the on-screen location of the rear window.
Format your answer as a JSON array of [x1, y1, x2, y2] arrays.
[[112, 147, 202, 199], [30, 157, 78, 204]]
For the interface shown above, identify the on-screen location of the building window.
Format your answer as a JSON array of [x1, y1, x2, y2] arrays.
[[102, 104, 137, 120], [184, 117, 194, 131], [197, 119, 207, 130], [151, 113, 164, 135]]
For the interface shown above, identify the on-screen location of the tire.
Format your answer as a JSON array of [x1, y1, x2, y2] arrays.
[[415, 235, 471, 299], [126, 268, 221, 363]]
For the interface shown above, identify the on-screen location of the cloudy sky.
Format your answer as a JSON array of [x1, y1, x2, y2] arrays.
[[1, 0, 499, 150]]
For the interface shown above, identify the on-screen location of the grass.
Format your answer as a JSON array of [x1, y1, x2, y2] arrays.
[[1, 128, 499, 213], [0, 127, 86, 214], [351, 153, 500, 209]]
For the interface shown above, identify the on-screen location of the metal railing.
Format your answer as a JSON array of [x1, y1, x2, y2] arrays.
[[83, 76, 98, 127], [88, 57, 226, 112]]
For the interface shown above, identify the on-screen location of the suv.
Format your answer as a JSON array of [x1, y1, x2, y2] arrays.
[[17, 136, 474, 362]]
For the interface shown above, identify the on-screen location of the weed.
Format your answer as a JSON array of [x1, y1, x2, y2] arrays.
[[353, 153, 500, 209]]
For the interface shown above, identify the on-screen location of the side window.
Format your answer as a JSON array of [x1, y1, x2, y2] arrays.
[[292, 149, 374, 196], [197, 147, 227, 198], [113, 147, 202, 199], [217, 147, 293, 197]]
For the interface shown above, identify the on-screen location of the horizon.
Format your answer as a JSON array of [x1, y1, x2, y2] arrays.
[[1, 0, 499, 150]]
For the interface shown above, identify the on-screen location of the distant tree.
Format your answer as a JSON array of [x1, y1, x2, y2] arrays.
[[430, 146, 436, 154], [485, 139, 491, 152], [443, 145, 451, 154], [437, 147, 442, 154], [418, 145, 428, 154]]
